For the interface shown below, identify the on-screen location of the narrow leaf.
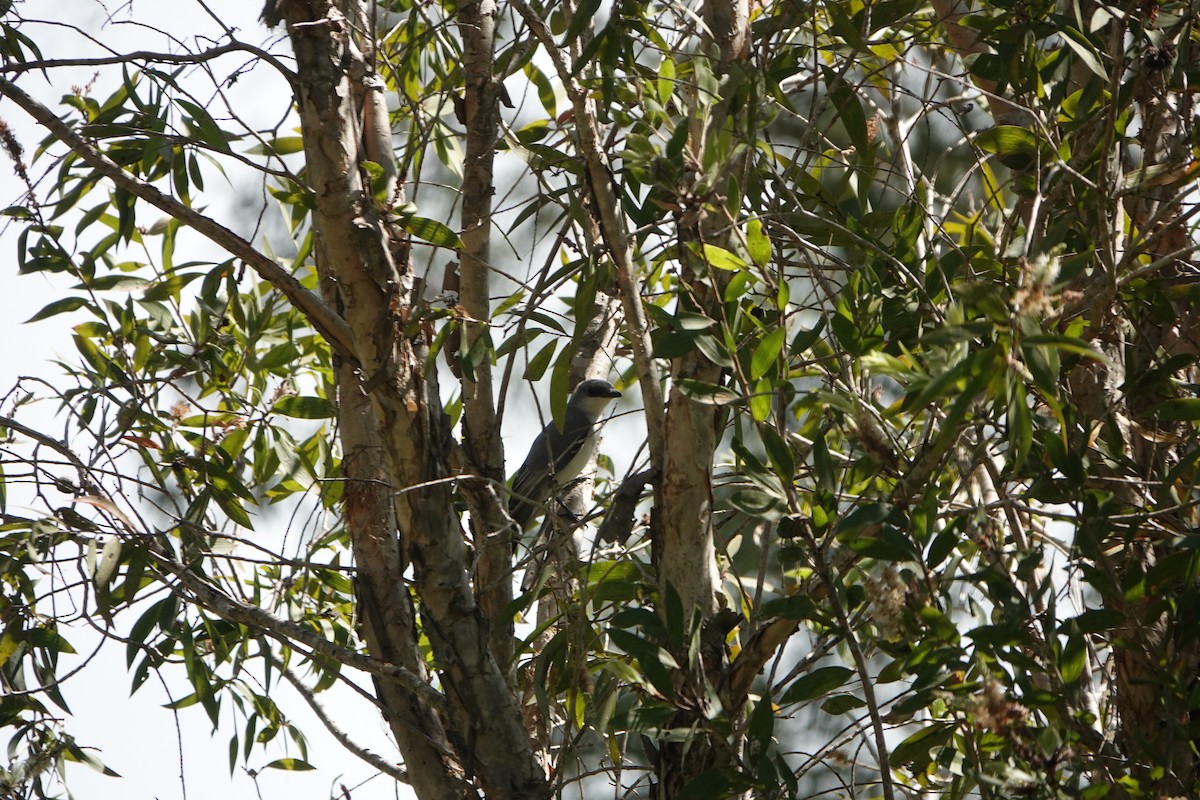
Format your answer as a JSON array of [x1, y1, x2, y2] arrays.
[[781, 666, 854, 704], [272, 396, 335, 419], [402, 216, 464, 249]]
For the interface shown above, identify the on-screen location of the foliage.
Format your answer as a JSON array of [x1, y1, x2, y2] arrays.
[[1, 0, 1199, 798]]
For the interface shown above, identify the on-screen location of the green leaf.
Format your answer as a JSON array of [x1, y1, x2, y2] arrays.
[[272, 396, 335, 419], [26, 625, 76, 655], [263, 758, 316, 771], [1067, 608, 1124, 633], [401, 215, 463, 248], [748, 691, 775, 748], [1156, 398, 1200, 421], [112, 186, 136, 243], [676, 311, 717, 331], [26, 296, 94, 322], [657, 55, 676, 107], [828, 76, 868, 154], [524, 63, 557, 118], [259, 135, 304, 155], [164, 692, 201, 709], [676, 767, 754, 800], [1023, 339, 1061, 396], [761, 595, 820, 626], [749, 377, 772, 422], [811, 431, 834, 492], [750, 327, 786, 381], [761, 424, 794, 478], [821, 693, 866, 715], [93, 535, 122, 589], [1008, 380, 1032, 472], [177, 98, 233, 153], [790, 317, 825, 354], [723, 269, 755, 302], [359, 160, 387, 201], [563, 0, 601, 44], [677, 379, 739, 405], [693, 333, 734, 367], [836, 502, 892, 533], [524, 339, 558, 381], [550, 350, 572, 432], [889, 722, 955, 767], [212, 487, 255, 529], [973, 125, 1050, 170], [746, 217, 771, 268], [606, 628, 677, 699], [824, 0, 871, 51], [1061, 27, 1108, 82], [583, 560, 646, 602], [781, 665, 854, 704], [700, 243, 747, 271], [1060, 629, 1087, 683], [258, 342, 302, 370], [652, 329, 699, 358], [64, 740, 122, 777], [724, 487, 787, 520]]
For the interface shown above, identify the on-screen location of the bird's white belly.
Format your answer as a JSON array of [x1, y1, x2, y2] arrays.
[[555, 432, 597, 486]]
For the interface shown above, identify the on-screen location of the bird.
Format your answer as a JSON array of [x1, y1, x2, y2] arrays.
[[508, 378, 623, 530]]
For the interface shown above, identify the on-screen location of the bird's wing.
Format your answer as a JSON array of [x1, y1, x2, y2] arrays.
[[509, 406, 594, 524]]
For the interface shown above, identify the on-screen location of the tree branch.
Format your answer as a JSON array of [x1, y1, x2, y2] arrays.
[[269, 649, 414, 784], [153, 544, 447, 708], [0, 75, 357, 363], [0, 42, 298, 90], [457, 0, 513, 667], [508, 0, 665, 471], [0, 414, 443, 711]]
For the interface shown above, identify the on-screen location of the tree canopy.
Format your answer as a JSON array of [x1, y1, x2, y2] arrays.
[[2, 0, 1199, 798]]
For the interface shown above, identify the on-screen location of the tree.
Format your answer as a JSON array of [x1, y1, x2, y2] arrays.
[[1, 0, 1198, 797]]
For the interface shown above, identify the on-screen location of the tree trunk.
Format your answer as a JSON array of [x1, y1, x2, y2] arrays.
[[456, 0, 513, 671], [654, 1, 748, 795], [273, 2, 547, 796], [1107, 26, 1200, 794]]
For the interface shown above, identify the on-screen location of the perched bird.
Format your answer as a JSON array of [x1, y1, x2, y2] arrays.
[[508, 379, 622, 529]]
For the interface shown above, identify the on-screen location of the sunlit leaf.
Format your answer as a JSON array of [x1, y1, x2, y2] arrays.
[[263, 758, 316, 771], [401, 215, 463, 248]]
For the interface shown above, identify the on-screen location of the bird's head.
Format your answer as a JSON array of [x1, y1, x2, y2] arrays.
[[572, 379, 622, 421]]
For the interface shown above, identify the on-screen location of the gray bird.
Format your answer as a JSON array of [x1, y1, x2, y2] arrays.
[[508, 379, 623, 529]]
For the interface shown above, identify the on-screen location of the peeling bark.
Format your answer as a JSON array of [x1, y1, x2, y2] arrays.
[[658, 0, 751, 621], [456, 0, 513, 671], [270, 2, 546, 796], [653, 1, 749, 795], [337, 366, 465, 800], [1106, 29, 1199, 794]]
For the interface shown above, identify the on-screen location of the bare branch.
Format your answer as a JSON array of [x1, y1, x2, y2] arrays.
[[270, 650, 414, 784], [0, 42, 298, 89]]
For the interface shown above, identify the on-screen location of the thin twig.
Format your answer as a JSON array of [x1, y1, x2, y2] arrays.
[[268, 650, 412, 784]]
